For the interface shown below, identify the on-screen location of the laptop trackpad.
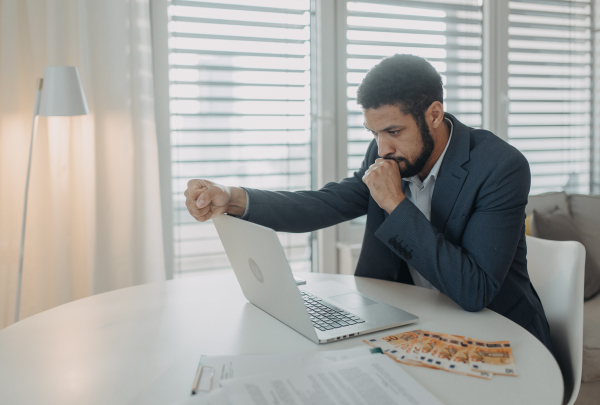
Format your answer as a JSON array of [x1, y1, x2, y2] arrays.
[[327, 293, 377, 309]]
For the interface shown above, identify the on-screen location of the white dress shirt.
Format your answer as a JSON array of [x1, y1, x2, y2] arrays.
[[402, 118, 453, 290]]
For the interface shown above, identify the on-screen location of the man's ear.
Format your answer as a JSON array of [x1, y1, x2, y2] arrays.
[[426, 101, 445, 129]]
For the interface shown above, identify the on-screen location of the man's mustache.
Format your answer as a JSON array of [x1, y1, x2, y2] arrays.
[[383, 154, 407, 164]]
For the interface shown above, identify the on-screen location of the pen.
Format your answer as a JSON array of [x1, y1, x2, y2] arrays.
[[191, 362, 203, 395]]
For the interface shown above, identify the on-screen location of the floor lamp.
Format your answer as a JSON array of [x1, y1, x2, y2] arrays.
[[15, 66, 89, 323]]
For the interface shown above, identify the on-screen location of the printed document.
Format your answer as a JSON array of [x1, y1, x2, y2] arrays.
[[180, 347, 382, 405], [199, 346, 378, 390], [220, 353, 444, 405]]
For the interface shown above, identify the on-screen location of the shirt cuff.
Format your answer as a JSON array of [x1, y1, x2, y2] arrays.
[[239, 187, 250, 219]]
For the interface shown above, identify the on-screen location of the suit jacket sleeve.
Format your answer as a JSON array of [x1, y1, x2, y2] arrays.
[[375, 150, 531, 312], [240, 141, 375, 232]]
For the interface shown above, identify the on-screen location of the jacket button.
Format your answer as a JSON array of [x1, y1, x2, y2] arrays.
[[388, 238, 396, 245], [405, 253, 412, 260]]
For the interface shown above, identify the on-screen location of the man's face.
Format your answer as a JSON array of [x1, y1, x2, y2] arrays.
[[363, 104, 434, 178]]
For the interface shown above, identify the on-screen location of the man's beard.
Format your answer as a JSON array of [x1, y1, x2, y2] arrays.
[[384, 118, 435, 178]]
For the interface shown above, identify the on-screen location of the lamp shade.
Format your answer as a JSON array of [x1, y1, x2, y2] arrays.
[[38, 66, 89, 116]]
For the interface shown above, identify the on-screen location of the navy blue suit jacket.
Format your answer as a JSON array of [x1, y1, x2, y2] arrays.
[[241, 113, 553, 352]]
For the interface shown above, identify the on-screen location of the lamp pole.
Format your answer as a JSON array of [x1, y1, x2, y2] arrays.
[[15, 78, 43, 323], [14, 67, 89, 323]]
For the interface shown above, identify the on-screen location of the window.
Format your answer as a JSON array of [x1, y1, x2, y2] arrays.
[[167, 0, 313, 276], [154, 0, 597, 276], [344, 0, 484, 176], [507, 0, 592, 194]]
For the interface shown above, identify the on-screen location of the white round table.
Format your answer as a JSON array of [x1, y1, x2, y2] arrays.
[[0, 271, 563, 405]]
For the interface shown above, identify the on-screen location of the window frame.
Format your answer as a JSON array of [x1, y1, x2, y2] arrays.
[[151, 0, 175, 279]]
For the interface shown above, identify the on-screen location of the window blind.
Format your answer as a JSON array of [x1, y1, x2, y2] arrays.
[[345, 0, 483, 176], [508, 0, 592, 194], [168, 0, 313, 276]]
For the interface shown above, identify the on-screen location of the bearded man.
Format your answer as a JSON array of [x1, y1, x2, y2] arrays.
[[184, 54, 554, 353]]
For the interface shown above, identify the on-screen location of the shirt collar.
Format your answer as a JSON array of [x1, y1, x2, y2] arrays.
[[404, 117, 454, 186]]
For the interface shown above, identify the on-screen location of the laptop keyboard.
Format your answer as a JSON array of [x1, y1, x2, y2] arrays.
[[300, 291, 366, 332]]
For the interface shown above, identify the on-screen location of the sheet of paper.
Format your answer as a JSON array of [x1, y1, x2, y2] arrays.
[[180, 346, 380, 404], [203, 346, 378, 387], [220, 353, 445, 405]]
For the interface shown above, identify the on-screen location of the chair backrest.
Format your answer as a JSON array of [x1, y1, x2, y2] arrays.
[[526, 235, 586, 405]]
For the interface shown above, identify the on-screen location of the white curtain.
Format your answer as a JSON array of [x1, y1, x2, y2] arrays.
[[0, 0, 165, 328]]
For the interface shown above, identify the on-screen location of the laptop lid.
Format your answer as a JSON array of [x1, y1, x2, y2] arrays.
[[212, 214, 319, 343]]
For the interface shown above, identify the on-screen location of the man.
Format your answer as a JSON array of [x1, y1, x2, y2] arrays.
[[184, 54, 553, 353]]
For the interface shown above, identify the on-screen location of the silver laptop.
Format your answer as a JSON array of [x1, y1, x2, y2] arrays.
[[213, 214, 418, 344]]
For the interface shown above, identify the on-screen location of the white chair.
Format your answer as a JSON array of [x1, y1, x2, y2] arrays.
[[526, 235, 586, 405]]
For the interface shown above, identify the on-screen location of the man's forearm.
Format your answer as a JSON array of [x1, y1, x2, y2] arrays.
[[226, 186, 248, 217]]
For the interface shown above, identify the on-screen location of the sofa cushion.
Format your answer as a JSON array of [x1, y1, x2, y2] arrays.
[[575, 379, 600, 405], [569, 194, 600, 300], [533, 208, 579, 241], [582, 293, 600, 382], [525, 191, 570, 217], [533, 208, 600, 300]]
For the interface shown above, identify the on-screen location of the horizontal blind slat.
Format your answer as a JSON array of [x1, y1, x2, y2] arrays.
[[347, 11, 481, 25], [171, 1, 308, 15], [170, 49, 308, 58], [349, 0, 482, 12], [170, 15, 306, 29], [170, 32, 308, 44]]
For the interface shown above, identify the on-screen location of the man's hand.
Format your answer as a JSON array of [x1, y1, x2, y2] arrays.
[[184, 179, 247, 222], [362, 158, 405, 214]]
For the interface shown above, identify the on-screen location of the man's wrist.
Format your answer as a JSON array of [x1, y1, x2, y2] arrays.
[[226, 187, 248, 217], [384, 195, 405, 214]]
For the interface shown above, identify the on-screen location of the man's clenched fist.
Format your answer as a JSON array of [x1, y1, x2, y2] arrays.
[[362, 158, 405, 214], [184, 179, 247, 222]]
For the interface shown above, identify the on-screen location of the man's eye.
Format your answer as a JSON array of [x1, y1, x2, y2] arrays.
[[389, 130, 399, 136]]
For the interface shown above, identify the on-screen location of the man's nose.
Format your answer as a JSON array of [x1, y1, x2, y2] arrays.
[[377, 135, 394, 158]]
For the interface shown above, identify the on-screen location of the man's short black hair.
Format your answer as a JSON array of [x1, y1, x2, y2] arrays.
[[356, 54, 443, 124]]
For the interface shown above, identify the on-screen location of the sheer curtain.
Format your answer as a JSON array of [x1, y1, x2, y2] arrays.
[[0, 0, 165, 328]]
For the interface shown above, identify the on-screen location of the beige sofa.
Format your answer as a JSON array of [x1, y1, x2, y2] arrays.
[[525, 192, 600, 404]]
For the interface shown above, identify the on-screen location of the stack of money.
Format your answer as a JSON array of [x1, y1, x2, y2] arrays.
[[364, 330, 518, 380]]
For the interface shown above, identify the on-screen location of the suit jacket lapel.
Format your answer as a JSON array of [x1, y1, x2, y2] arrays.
[[430, 113, 470, 233]]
